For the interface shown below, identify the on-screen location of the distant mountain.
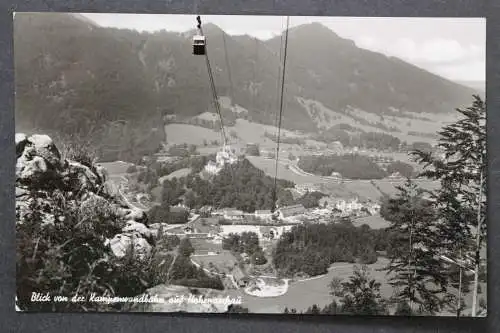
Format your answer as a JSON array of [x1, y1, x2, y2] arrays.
[[265, 22, 477, 119], [14, 13, 478, 161]]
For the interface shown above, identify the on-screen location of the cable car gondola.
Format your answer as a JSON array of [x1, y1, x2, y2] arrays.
[[193, 35, 206, 55]]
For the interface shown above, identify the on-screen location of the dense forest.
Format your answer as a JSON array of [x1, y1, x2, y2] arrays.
[[298, 154, 386, 179], [222, 232, 268, 265], [272, 221, 393, 277], [184, 159, 294, 211], [297, 154, 416, 179], [146, 158, 294, 215], [313, 128, 402, 151]]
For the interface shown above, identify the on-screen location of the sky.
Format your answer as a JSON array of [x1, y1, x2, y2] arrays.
[[82, 14, 486, 83]]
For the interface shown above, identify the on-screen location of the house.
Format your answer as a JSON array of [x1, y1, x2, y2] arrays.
[[330, 172, 342, 179], [388, 172, 403, 180], [295, 183, 322, 195], [205, 160, 220, 175], [254, 210, 272, 221], [199, 205, 213, 217], [204, 145, 238, 175], [240, 252, 250, 263], [277, 204, 306, 219], [223, 208, 245, 220], [335, 198, 364, 216]]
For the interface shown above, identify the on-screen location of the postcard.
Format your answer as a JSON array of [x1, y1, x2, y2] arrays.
[[14, 12, 486, 316]]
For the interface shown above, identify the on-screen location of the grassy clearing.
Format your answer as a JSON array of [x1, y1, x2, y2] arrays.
[[297, 97, 454, 144], [247, 156, 319, 184], [192, 250, 239, 274], [159, 168, 192, 183], [190, 238, 224, 255], [99, 161, 134, 175], [343, 181, 384, 201], [164, 124, 223, 145], [352, 215, 391, 229]]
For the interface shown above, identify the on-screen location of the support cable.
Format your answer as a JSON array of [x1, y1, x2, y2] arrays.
[[197, 16, 228, 147], [271, 16, 290, 212]]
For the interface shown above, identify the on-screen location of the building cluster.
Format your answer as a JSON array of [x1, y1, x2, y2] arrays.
[[331, 198, 380, 218], [294, 183, 323, 195], [204, 145, 239, 175], [210, 204, 307, 224]]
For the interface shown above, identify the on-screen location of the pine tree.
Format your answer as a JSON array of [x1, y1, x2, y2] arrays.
[[338, 265, 387, 316], [305, 304, 321, 314], [380, 179, 448, 315], [411, 95, 486, 316]]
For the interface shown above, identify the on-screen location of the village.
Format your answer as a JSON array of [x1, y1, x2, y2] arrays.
[[145, 190, 381, 291]]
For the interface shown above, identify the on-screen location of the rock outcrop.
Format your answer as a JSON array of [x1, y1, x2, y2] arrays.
[[15, 133, 155, 260]]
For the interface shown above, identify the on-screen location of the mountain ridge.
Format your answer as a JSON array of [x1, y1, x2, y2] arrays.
[[14, 13, 478, 161]]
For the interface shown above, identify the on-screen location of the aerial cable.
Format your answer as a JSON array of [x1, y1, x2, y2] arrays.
[[273, 17, 286, 143], [222, 31, 235, 108], [271, 16, 290, 212], [251, 37, 259, 111], [195, 16, 236, 183], [196, 16, 228, 147]]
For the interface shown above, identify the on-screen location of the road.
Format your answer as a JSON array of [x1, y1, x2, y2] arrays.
[[110, 174, 149, 211]]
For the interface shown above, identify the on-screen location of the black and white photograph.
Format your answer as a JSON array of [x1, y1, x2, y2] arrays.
[[14, 12, 486, 317]]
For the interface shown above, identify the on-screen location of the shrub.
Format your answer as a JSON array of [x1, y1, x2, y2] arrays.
[[386, 161, 415, 178], [16, 194, 153, 311], [126, 165, 138, 173]]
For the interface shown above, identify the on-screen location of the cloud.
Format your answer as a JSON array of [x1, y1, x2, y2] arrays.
[[354, 35, 485, 81], [382, 37, 484, 66], [431, 60, 486, 82], [356, 36, 379, 50]]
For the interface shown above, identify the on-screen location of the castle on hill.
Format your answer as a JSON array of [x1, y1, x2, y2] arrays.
[[204, 145, 239, 175]]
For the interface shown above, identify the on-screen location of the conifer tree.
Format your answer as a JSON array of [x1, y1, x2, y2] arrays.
[[380, 179, 448, 315], [338, 265, 387, 316], [411, 95, 486, 316]]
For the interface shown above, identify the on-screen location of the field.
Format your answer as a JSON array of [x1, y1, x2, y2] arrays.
[[99, 161, 134, 176], [165, 124, 223, 145], [246, 155, 440, 201], [190, 238, 223, 255], [343, 181, 383, 201], [159, 168, 192, 183], [352, 215, 391, 229], [192, 250, 239, 274], [247, 156, 320, 184], [372, 179, 440, 197], [297, 97, 455, 144]]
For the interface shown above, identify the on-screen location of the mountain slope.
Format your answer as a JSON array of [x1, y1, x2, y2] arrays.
[[265, 22, 477, 117]]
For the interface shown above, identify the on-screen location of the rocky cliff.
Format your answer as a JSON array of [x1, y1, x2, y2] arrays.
[[15, 133, 241, 312], [15, 133, 155, 260]]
